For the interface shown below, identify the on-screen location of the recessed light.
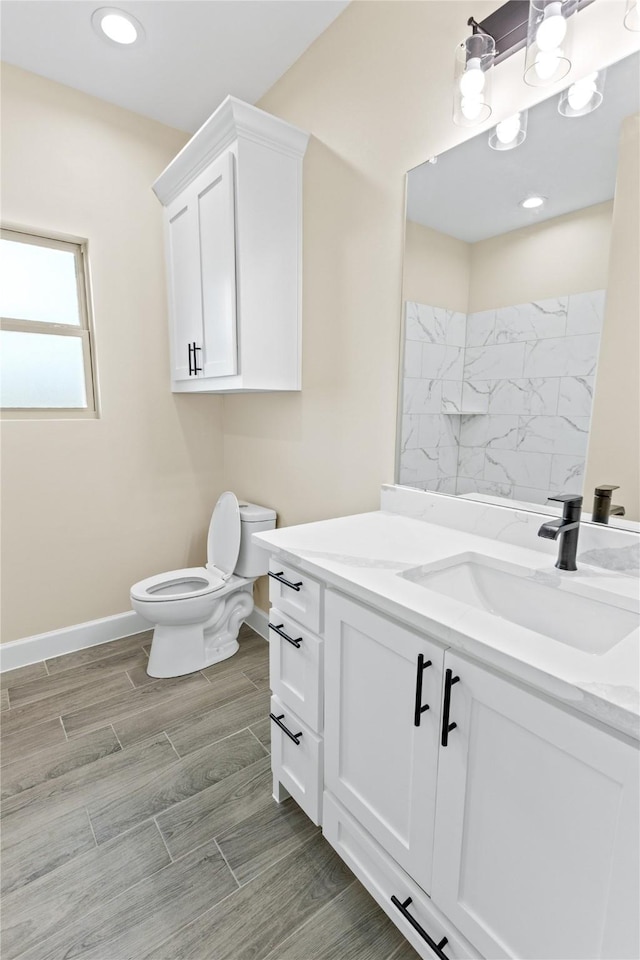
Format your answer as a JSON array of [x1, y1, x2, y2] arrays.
[[520, 196, 546, 209], [91, 7, 145, 46]]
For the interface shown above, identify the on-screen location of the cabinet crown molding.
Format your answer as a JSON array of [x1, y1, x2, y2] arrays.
[[152, 95, 309, 206]]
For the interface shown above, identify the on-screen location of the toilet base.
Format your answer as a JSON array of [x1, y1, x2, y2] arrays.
[[146, 586, 254, 679]]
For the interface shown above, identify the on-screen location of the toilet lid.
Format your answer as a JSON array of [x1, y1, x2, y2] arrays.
[[206, 491, 241, 580]]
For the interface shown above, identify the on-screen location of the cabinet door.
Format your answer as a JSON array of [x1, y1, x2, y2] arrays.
[[431, 652, 640, 960], [193, 151, 237, 379], [324, 591, 443, 894], [165, 196, 201, 381]]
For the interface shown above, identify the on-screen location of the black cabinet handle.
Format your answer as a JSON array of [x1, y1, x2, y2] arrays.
[[268, 571, 303, 592], [414, 654, 432, 726], [391, 896, 449, 959], [192, 342, 202, 374], [441, 668, 460, 747], [269, 622, 303, 649], [269, 712, 303, 745], [188, 343, 194, 376]]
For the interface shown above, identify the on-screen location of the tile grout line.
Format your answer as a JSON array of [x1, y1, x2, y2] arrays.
[[163, 730, 182, 761], [152, 817, 175, 862], [84, 805, 99, 848], [60, 715, 69, 742], [247, 725, 270, 757], [110, 723, 124, 751], [124, 671, 136, 690], [212, 836, 242, 889]]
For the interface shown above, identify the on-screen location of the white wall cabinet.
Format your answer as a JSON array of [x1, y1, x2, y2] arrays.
[[263, 562, 639, 960], [153, 96, 308, 393], [431, 651, 640, 960], [324, 591, 442, 895]]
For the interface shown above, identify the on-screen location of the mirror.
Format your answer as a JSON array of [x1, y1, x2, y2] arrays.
[[397, 50, 639, 529]]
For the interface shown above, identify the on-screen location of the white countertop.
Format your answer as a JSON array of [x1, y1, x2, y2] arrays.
[[255, 509, 640, 741]]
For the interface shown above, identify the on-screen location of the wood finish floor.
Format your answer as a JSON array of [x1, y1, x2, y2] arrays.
[[0, 626, 419, 960]]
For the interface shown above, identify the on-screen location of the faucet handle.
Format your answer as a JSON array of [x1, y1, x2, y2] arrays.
[[547, 493, 583, 521], [594, 485, 619, 496]]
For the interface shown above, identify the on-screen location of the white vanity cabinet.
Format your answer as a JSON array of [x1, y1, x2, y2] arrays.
[[324, 591, 442, 894], [431, 652, 640, 960], [153, 96, 309, 394]]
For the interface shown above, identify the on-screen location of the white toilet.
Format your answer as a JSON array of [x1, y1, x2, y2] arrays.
[[130, 492, 276, 678]]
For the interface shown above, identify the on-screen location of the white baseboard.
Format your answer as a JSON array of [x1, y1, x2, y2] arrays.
[[0, 610, 149, 672], [245, 605, 269, 640]]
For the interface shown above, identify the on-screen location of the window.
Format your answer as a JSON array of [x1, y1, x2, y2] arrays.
[[0, 227, 97, 418]]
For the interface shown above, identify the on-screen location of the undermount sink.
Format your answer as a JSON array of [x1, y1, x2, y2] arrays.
[[400, 553, 639, 656]]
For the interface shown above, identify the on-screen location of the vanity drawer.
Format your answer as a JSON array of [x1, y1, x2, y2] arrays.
[[269, 609, 323, 733], [323, 792, 481, 960], [270, 695, 322, 826], [268, 560, 322, 634]]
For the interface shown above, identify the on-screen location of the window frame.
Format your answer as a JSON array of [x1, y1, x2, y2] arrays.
[[0, 226, 99, 419]]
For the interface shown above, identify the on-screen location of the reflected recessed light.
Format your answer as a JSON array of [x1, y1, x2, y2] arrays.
[[520, 196, 546, 209], [91, 7, 145, 46]]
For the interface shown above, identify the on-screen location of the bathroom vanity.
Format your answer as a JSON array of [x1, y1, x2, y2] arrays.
[[256, 486, 640, 960]]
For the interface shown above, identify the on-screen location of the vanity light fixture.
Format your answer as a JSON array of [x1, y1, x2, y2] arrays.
[[453, 25, 495, 127], [488, 110, 528, 150], [524, 0, 576, 87], [91, 7, 145, 46], [624, 0, 640, 31], [558, 70, 606, 116], [520, 195, 546, 208]]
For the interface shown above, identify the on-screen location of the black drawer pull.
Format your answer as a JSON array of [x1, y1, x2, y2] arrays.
[[269, 712, 303, 745], [188, 343, 194, 376], [414, 654, 432, 727], [269, 622, 303, 649], [441, 668, 460, 747], [269, 571, 303, 592], [191, 342, 202, 374], [391, 896, 449, 959]]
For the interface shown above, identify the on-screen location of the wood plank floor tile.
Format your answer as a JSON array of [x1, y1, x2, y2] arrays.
[[1, 716, 67, 767], [19, 838, 238, 960], [88, 729, 266, 844], [140, 832, 354, 960], [249, 717, 271, 753], [7, 649, 151, 709], [167, 689, 270, 757], [44, 632, 152, 674], [125, 663, 158, 687], [263, 880, 405, 960], [1, 725, 120, 800], [157, 755, 272, 860], [1, 806, 95, 895], [387, 939, 423, 959], [61, 670, 208, 738], [1, 689, 9, 711], [0, 820, 170, 960], [216, 795, 319, 885], [1, 732, 178, 835], [0, 672, 132, 740], [0, 661, 48, 690], [112, 669, 258, 748], [200, 633, 267, 682]]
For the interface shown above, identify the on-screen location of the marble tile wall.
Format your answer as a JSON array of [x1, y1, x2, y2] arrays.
[[399, 291, 605, 503]]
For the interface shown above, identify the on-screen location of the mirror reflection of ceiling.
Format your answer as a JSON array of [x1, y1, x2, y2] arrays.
[[406, 52, 640, 243]]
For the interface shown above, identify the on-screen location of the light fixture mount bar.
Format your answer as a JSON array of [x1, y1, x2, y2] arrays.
[[474, 0, 594, 64]]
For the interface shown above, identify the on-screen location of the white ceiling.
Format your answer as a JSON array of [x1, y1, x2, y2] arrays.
[[0, 0, 349, 132], [407, 52, 640, 243]]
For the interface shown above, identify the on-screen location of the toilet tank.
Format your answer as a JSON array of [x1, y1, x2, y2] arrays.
[[235, 502, 277, 578]]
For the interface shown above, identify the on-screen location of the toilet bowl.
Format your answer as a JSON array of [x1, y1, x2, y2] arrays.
[[130, 493, 276, 678]]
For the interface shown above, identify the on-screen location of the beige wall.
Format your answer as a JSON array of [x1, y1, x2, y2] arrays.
[[0, 65, 225, 643], [584, 115, 640, 521], [469, 202, 613, 311], [403, 220, 470, 311]]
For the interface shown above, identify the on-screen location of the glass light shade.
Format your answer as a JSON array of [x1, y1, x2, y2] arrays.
[[524, 0, 576, 87], [624, 0, 640, 30], [453, 32, 495, 127], [558, 70, 606, 117], [488, 110, 529, 150]]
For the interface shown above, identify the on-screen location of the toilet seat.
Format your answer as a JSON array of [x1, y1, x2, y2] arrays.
[[130, 567, 225, 603]]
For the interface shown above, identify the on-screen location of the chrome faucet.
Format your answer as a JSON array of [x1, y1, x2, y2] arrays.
[[537, 494, 583, 571], [592, 485, 625, 525]]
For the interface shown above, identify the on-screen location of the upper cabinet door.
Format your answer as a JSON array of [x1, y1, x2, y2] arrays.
[[431, 651, 640, 960], [165, 197, 201, 381], [193, 151, 237, 379], [324, 591, 443, 895]]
